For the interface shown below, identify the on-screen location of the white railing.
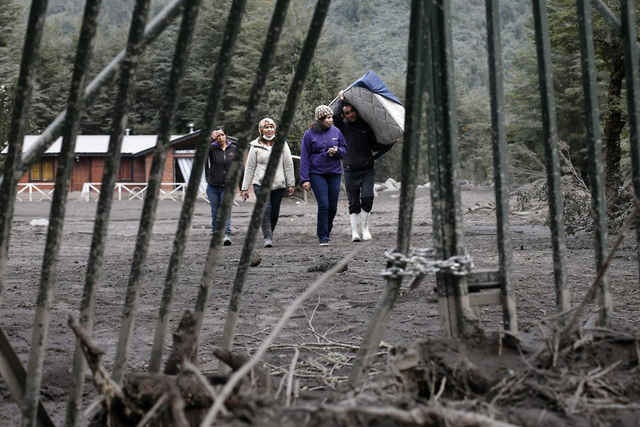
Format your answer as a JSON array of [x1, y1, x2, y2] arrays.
[[81, 183, 209, 202], [16, 183, 56, 201]]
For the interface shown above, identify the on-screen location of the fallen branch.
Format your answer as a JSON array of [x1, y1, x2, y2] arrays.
[[468, 203, 495, 213], [285, 347, 300, 407], [164, 310, 198, 375], [295, 403, 519, 427], [200, 244, 369, 426], [181, 361, 229, 417], [134, 393, 168, 427], [68, 316, 123, 399], [561, 200, 640, 341]]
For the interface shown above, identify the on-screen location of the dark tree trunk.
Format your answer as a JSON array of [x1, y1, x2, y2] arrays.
[[603, 33, 625, 212]]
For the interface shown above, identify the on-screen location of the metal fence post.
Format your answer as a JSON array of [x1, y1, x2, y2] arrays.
[[531, 0, 570, 314], [576, 0, 610, 324], [348, 0, 428, 387], [0, 0, 49, 312], [428, 0, 479, 337], [144, 0, 249, 374], [620, 0, 640, 286], [17, 0, 104, 425], [0, 0, 187, 188], [485, 0, 517, 336], [217, 0, 329, 369], [65, 0, 202, 422]]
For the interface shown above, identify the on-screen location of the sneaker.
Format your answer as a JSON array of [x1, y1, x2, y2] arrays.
[[264, 238, 273, 248], [319, 240, 330, 247], [223, 235, 232, 246]]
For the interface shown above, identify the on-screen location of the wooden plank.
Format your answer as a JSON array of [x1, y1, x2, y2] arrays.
[[469, 292, 502, 307], [0, 328, 55, 427], [467, 269, 501, 286]]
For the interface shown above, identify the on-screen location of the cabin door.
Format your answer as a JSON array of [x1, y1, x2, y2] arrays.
[[72, 158, 92, 192]]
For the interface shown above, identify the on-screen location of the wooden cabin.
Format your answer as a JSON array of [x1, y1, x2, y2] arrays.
[[2, 131, 208, 192]]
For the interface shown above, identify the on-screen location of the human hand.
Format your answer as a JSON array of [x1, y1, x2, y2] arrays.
[[287, 187, 294, 196], [327, 146, 338, 156], [302, 182, 311, 191], [240, 190, 249, 201], [339, 90, 345, 100]]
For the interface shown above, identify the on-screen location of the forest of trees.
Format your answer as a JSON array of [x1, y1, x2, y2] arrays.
[[1, 0, 639, 214]]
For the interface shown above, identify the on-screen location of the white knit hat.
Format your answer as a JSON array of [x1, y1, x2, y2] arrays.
[[258, 117, 276, 132]]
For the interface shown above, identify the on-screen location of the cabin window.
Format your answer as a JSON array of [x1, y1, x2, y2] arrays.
[[30, 158, 55, 181], [118, 158, 133, 181]]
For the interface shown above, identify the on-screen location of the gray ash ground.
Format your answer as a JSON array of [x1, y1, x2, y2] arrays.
[[1, 187, 638, 425]]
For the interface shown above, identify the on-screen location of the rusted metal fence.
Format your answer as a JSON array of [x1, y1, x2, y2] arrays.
[[349, 0, 640, 386], [0, 0, 639, 424]]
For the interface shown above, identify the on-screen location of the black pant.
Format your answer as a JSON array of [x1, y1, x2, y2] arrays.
[[345, 169, 375, 214], [253, 185, 285, 232]]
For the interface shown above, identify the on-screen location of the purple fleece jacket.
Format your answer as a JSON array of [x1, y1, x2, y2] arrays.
[[299, 125, 348, 183]]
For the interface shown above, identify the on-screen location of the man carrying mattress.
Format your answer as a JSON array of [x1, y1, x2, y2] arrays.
[[332, 90, 395, 242]]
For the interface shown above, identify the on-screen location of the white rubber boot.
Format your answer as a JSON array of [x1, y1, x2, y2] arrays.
[[361, 211, 372, 241], [350, 213, 361, 242]]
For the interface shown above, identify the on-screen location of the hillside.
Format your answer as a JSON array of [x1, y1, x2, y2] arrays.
[[326, 0, 530, 97]]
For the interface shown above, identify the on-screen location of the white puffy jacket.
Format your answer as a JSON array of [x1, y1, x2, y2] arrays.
[[241, 138, 295, 191]]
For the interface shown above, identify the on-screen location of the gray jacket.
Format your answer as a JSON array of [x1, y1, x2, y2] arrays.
[[241, 138, 295, 191]]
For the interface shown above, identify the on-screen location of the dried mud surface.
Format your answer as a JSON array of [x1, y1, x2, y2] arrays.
[[1, 187, 639, 426]]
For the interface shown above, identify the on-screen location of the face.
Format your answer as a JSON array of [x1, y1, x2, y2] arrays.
[[212, 129, 226, 144], [342, 105, 357, 123], [261, 123, 276, 138], [320, 114, 333, 128]]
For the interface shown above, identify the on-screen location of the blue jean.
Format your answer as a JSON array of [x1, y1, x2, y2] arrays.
[[309, 173, 341, 243], [206, 184, 231, 235]]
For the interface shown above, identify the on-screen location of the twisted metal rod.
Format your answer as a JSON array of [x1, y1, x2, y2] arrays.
[[146, 0, 249, 371], [217, 0, 332, 365], [0, 0, 50, 312], [0, 0, 187, 188], [348, 0, 428, 388], [65, 0, 203, 423]]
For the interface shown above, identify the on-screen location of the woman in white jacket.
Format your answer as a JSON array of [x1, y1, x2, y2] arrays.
[[240, 118, 295, 247]]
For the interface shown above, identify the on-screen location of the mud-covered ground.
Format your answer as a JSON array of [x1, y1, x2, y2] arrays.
[[1, 187, 639, 426]]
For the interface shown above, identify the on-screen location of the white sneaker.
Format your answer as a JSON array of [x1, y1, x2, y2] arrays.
[[264, 238, 273, 248], [360, 211, 371, 241], [223, 235, 232, 246], [350, 213, 361, 242]]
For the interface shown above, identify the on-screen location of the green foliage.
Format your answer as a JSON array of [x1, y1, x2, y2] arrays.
[[457, 88, 492, 184], [2, 0, 536, 186], [0, 0, 27, 173]]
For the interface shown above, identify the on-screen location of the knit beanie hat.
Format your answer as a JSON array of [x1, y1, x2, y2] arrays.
[[315, 105, 332, 121], [258, 117, 276, 132]]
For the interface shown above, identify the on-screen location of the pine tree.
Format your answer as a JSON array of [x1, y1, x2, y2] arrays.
[[0, 0, 27, 175]]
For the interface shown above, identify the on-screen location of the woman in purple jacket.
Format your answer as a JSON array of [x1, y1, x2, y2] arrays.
[[300, 105, 348, 246]]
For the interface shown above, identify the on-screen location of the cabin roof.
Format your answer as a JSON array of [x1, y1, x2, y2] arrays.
[[1, 134, 186, 156]]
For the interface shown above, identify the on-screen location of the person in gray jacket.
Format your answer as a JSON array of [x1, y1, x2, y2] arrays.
[[240, 118, 295, 247]]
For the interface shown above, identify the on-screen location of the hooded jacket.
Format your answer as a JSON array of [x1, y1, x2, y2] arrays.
[[205, 139, 241, 188], [332, 99, 392, 172], [299, 125, 347, 183], [241, 138, 295, 190]]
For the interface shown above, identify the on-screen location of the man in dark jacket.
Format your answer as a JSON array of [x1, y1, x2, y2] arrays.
[[332, 92, 394, 242]]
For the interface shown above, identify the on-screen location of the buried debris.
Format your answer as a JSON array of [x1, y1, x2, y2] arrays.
[[307, 260, 348, 273], [250, 250, 262, 267], [68, 308, 640, 426], [69, 311, 270, 426]]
